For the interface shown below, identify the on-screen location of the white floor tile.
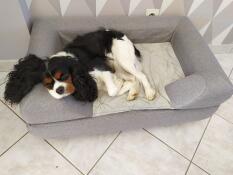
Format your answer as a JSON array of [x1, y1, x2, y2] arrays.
[[187, 164, 208, 175], [0, 72, 8, 85], [215, 54, 233, 76], [0, 60, 16, 72], [89, 130, 189, 175], [8, 104, 21, 115], [48, 132, 119, 174], [0, 83, 21, 116], [216, 96, 233, 123], [193, 115, 233, 175], [230, 74, 233, 81], [210, 44, 233, 54], [0, 83, 5, 99], [146, 118, 209, 159], [0, 134, 82, 175], [0, 102, 27, 155]]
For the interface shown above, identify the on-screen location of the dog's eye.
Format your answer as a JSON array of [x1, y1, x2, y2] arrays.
[[60, 73, 69, 81]]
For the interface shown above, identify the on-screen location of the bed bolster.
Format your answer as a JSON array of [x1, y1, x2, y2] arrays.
[[165, 73, 233, 109], [28, 19, 63, 57]]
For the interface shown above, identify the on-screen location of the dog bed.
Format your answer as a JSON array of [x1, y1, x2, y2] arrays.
[[19, 16, 233, 138]]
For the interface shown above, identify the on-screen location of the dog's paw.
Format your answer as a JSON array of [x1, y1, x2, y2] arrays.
[[127, 81, 140, 101], [145, 88, 156, 101], [127, 92, 138, 101]]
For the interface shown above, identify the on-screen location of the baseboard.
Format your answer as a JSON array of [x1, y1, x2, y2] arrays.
[[0, 60, 18, 72]]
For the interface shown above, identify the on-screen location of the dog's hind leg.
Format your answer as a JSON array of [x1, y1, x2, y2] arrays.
[[123, 64, 156, 100], [115, 64, 140, 100], [111, 36, 156, 100]]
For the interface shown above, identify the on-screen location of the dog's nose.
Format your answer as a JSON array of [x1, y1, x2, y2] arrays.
[[56, 86, 64, 95]]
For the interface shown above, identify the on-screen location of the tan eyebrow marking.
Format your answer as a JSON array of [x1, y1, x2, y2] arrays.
[[54, 71, 62, 80]]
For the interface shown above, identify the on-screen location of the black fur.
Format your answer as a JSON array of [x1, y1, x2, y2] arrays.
[[4, 54, 45, 104], [71, 64, 98, 102], [64, 29, 124, 57], [4, 29, 141, 104], [134, 46, 141, 59]]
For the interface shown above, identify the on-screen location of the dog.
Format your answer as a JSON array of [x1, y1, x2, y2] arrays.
[[4, 29, 156, 104]]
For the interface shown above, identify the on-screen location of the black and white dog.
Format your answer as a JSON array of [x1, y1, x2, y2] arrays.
[[4, 29, 156, 104]]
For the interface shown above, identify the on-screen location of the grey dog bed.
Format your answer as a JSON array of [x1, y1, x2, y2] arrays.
[[20, 16, 233, 138]]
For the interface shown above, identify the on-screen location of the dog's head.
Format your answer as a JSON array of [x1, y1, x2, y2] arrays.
[[43, 56, 76, 99], [4, 54, 97, 104]]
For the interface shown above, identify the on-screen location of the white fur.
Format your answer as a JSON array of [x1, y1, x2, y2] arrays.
[[91, 35, 156, 100], [48, 79, 70, 99], [109, 35, 156, 100], [50, 51, 75, 59], [90, 69, 123, 97]]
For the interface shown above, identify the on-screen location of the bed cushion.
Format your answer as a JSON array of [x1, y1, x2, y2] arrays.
[[20, 85, 93, 124], [93, 42, 185, 116]]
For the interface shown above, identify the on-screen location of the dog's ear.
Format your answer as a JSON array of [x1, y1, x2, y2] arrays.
[[71, 67, 98, 102], [4, 54, 46, 104]]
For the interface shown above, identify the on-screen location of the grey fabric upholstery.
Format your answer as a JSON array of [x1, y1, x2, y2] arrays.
[[20, 85, 92, 124], [169, 18, 233, 108], [20, 16, 233, 138], [29, 107, 218, 138]]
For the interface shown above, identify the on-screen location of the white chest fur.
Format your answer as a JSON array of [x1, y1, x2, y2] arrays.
[[50, 51, 75, 58]]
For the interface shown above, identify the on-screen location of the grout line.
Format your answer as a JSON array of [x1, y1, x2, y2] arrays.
[[144, 128, 212, 175], [45, 140, 85, 175], [0, 132, 28, 158], [0, 80, 7, 86], [0, 99, 26, 124], [87, 131, 121, 175], [215, 113, 233, 125], [184, 117, 212, 175], [228, 68, 233, 78], [191, 162, 211, 175], [143, 129, 190, 162]]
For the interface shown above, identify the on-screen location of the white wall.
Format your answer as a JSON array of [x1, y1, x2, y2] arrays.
[[0, 0, 30, 59]]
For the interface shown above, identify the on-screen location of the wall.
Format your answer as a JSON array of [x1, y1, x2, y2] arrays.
[[0, 0, 233, 59], [0, 0, 30, 59], [28, 0, 233, 45]]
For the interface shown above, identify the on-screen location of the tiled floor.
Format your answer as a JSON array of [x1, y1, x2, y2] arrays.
[[0, 45, 233, 175]]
